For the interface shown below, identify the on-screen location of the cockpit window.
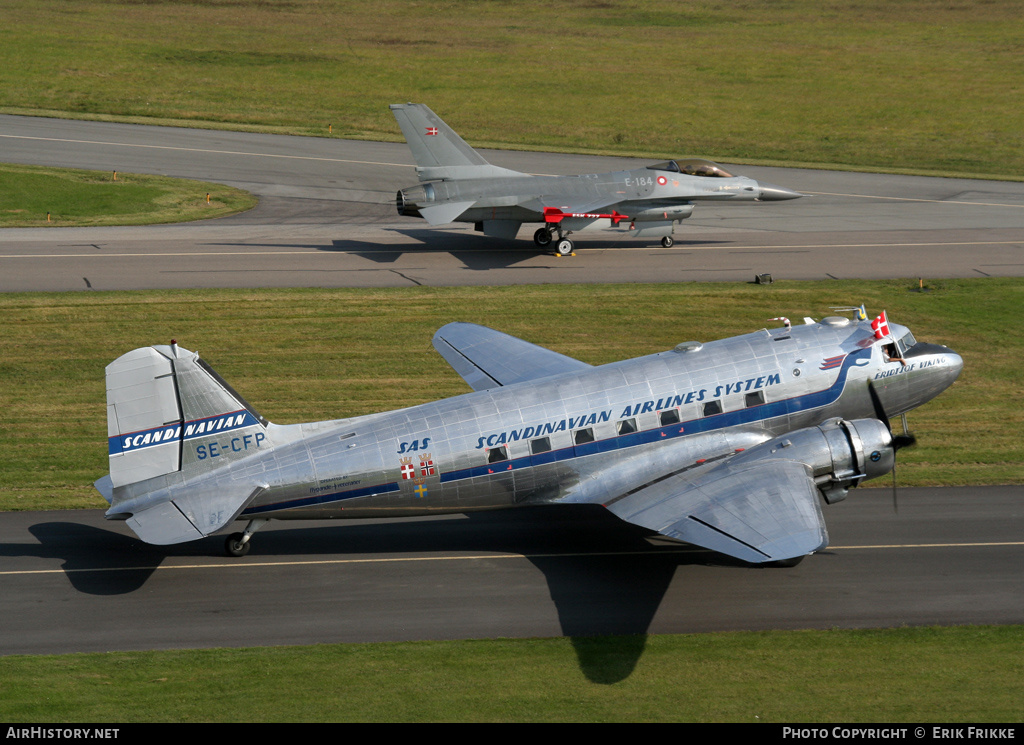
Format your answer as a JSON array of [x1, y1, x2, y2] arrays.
[[647, 159, 735, 178], [895, 331, 917, 357]]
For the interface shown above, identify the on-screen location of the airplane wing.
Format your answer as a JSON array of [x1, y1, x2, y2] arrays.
[[432, 322, 592, 391], [603, 458, 828, 564]]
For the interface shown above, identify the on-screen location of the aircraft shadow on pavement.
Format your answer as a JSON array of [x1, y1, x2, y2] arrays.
[[23, 506, 745, 683], [25, 521, 164, 595], [211, 229, 730, 273], [326, 228, 733, 270]]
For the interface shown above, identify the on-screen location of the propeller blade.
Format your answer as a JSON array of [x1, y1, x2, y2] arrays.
[[867, 379, 892, 432], [868, 380, 917, 512]]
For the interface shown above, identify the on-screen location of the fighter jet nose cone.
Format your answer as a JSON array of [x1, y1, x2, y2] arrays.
[[757, 182, 804, 201]]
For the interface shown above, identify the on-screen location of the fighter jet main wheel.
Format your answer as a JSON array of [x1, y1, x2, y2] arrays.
[[533, 228, 552, 247], [225, 533, 251, 557], [555, 238, 574, 257], [661, 236, 674, 248]]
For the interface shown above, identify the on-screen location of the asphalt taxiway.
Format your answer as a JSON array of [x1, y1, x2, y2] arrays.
[[2, 486, 1022, 657], [2, 115, 1023, 291]]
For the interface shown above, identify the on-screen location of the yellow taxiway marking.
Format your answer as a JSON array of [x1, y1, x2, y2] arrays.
[[2, 541, 1021, 576]]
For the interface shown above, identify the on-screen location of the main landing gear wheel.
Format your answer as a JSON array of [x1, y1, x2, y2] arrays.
[[661, 236, 674, 248], [555, 238, 575, 257], [225, 533, 251, 557], [533, 228, 552, 247]]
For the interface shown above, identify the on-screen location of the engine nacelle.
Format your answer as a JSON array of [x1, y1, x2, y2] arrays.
[[730, 418, 894, 504]]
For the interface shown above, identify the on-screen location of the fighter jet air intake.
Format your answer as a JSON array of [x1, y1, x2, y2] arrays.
[[95, 308, 961, 565], [391, 103, 804, 255]]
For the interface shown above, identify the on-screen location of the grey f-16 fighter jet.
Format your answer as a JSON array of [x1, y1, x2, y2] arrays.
[[391, 103, 803, 255], [95, 308, 960, 565]]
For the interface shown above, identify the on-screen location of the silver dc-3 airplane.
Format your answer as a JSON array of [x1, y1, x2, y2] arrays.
[[95, 308, 961, 565], [391, 103, 804, 255]]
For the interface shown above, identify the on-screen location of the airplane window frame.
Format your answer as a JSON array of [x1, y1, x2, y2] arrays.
[[617, 418, 638, 435], [744, 391, 766, 408], [659, 408, 681, 426], [487, 446, 509, 464], [702, 400, 723, 417], [530, 437, 552, 455], [573, 428, 595, 445]]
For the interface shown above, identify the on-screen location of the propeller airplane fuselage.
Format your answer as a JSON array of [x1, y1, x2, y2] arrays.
[[96, 311, 961, 564], [390, 103, 803, 255]]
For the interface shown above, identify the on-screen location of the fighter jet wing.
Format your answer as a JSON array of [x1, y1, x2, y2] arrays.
[[432, 322, 592, 391], [603, 458, 828, 564]]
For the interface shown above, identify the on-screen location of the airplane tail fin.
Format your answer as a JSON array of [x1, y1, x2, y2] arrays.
[[97, 343, 271, 544], [390, 103, 525, 181]]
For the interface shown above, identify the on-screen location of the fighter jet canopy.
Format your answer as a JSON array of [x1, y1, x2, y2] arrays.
[[647, 159, 736, 178]]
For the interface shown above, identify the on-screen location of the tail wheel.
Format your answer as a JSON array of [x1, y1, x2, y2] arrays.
[[225, 533, 251, 557]]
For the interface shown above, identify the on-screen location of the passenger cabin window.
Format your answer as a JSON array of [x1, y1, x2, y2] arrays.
[[703, 400, 723, 417], [659, 408, 681, 425], [574, 428, 595, 445], [617, 418, 637, 435], [530, 437, 551, 455], [487, 446, 508, 464], [745, 391, 766, 408]]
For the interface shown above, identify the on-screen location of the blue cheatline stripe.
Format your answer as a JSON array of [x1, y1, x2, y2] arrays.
[[108, 410, 260, 455], [440, 346, 871, 484], [240, 347, 871, 512], [243, 481, 401, 515]]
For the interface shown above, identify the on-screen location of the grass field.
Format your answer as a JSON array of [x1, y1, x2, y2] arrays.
[[0, 163, 256, 227], [2, 627, 1021, 722], [1, 0, 1023, 179], [1, 279, 1021, 512]]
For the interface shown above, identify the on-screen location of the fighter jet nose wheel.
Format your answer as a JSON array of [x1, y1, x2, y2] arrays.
[[225, 533, 251, 557], [533, 228, 552, 247], [555, 238, 575, 257]]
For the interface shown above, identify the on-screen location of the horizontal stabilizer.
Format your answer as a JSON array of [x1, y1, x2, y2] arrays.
[[433, 322, 591, 391], [124, 482, 267, 546], [606, 459, 828, 563], [418, 200, 476, 226]]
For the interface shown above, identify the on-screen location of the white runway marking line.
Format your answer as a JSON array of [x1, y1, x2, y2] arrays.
[[805, 191, 1024, 209], [3, 240, 1023, 260], [0, 133, 412, 169], [3, 541, 1021, 576]]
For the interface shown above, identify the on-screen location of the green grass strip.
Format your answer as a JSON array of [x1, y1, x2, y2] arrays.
[[2, 0, 1023, 179], [0, 163, 256, 227], [1, 627, 1021, 722]]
